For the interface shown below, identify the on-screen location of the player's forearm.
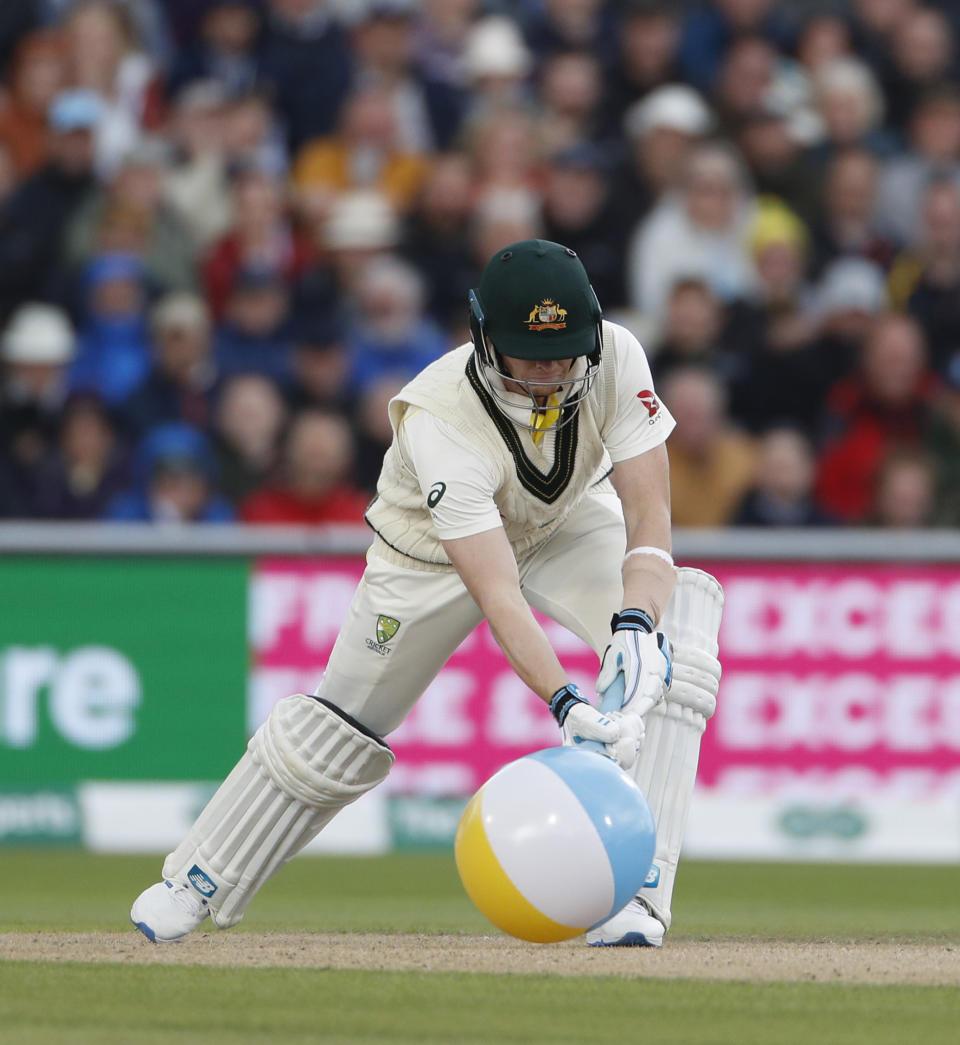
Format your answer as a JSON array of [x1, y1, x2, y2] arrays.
[[621, 505, 675, 625], [613, 444, 675, 625], [482, 589, 569, 702], [442, 527, 568, 700]]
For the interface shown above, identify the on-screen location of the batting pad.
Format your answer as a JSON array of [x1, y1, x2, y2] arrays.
[[163, 694, 394, 928], [631, 568, 723, 929]]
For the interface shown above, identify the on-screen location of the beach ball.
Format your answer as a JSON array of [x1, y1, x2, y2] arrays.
[[454, 746, 656, 943]]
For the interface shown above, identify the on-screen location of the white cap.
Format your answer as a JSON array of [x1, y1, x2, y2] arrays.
[[462, 16, 533, 81], [624, 85, 714, 139], [1, 303, 76, 365], [323, 190, 399, 250], [816, 257, 888, 318], [150, 292, 211, 334]]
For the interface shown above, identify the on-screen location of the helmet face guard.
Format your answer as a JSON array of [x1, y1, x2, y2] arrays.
[[468, 240, 603, 433], [469, 289, 600, 432]]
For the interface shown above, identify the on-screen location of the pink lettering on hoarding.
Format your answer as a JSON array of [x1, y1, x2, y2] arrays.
[[250, 558, 960, 797]]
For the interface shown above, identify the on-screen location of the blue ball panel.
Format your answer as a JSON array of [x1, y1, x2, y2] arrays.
[[528, 746, 656, 919]]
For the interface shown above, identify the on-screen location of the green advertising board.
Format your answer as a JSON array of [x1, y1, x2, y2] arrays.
[[0, 558, 249, 785]]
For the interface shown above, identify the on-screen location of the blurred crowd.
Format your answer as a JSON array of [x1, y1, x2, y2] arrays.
[[2, 0, 960, 529]]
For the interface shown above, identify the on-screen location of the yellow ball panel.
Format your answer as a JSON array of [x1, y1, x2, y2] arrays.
[[455, 787, 585, 943]]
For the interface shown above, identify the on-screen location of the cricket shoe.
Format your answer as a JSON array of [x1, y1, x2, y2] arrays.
[[131, 880, 210, 943], [586, 898, 665, 947]]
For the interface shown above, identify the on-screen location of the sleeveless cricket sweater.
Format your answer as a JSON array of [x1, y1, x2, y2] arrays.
[[365, 324, 619, 571]]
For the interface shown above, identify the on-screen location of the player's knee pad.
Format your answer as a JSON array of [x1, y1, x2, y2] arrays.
[[163, 694, 394, 928]]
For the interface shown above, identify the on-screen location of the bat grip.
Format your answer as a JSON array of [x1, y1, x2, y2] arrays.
[[574, 674, 625, 757]]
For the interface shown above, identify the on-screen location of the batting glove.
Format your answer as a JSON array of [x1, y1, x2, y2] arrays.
[[549, 684, 640, 769], [597, 608, 673, 720]]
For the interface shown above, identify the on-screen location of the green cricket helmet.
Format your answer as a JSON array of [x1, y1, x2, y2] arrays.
[[469, 239, 603, 428]]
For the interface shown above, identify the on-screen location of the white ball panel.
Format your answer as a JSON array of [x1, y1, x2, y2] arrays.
[[481, 757, 615, 927]]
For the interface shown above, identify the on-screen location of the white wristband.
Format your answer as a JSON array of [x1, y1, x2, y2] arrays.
[[623, 546, 674, 567]]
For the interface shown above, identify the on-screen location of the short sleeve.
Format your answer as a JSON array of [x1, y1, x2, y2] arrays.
[[602, 324, 676, 463], [400, 410, 504, 540]]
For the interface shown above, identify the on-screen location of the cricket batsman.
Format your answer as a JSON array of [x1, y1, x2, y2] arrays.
[[131, 239, 723, 947]]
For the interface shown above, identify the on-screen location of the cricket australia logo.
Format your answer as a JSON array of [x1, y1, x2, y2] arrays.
[[526, 298, 568, 331], [366, 614, 401, 656]]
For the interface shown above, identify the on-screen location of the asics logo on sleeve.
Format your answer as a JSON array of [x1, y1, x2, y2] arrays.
[[427, 481, 447, 508]]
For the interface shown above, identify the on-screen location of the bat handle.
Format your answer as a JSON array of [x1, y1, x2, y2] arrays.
[[574, 674, 625, 757]]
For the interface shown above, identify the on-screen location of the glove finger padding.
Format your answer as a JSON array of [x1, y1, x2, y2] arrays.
[[561, 706, 640, 770], [597, 630, 672, 711], [561, 701, 620, 745]]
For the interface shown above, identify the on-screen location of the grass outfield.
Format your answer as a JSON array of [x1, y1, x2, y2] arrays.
[[1, 850, 959, 1045]]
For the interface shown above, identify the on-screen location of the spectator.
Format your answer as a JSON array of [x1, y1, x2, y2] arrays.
[[816, 314, 940, 522], [793, 13, 852, 79], [660, 365, 757, 527], [308, 188, 401, 308], [678, 0, 794, 94], [413, 0, 480, 93], [849, 0, 920, 77], [870, 447, 938, 528], [163, 80, 233, 251], [0, 28, 68, 180], [807, 56, 893, 168], [540, 143, 627, 310], [106, 421, 234, 522], [626, 142, 756, 336], [600, 1, 683, 138], [808, 256, 889, 397], [0, 87, 100, 313], [62, 137, 197, 296], [882, 6, 956, 133], [123, 291, 217, 437], [291, 82, 430, 215], [0, 302, 76, 515], [215, 267, 293, 385], [733, 426, 835, 526], [460, 15, 533, 118], [400, 151, 478, 333], [259, 0, 352, 151], [166, 0, 263, 100], [352, 374, 405, 494], [520, 0, 614, 63], [346, 1, 439, 154], [712, 34, 782, 134], [70, 251, 152, 406], [808, 147, 893, 275], [211, 372, 288, 503], [345, 254, 448, 398], [654, 279, 728, 375], [875, 86, 960, 246], [735, 107, 821, 226], [240, 409, 370, 524], [221, 86, 289, 179], [203, 165, 313, 319], [62, 0, 164, 178], [33, 392, 130, 519], [534, 49, 606, 157], [466, 104, 544, 205], [615, 84, 714, 230], [286, 314, 351, 413], [889, 179, 960, 377]]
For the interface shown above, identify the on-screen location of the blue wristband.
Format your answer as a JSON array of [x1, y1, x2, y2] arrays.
[[549, 684, 586, 727], [610, 608, 655, 634]]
